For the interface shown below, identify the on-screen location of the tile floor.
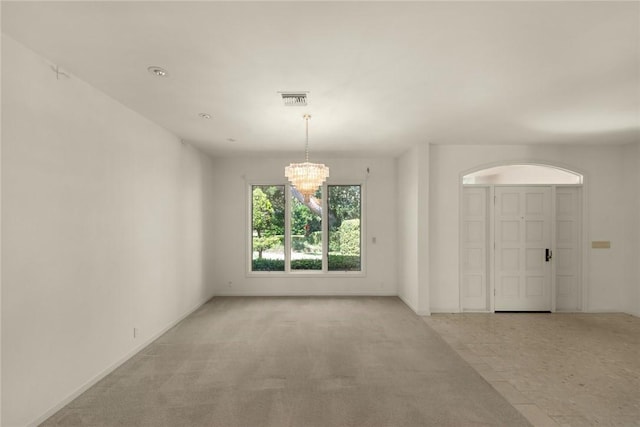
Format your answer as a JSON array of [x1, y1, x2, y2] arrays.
[[424, 313, 640, 427]]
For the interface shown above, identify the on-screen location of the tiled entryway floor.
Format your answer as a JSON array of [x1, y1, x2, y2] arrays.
[[424, 313, 640, 427]]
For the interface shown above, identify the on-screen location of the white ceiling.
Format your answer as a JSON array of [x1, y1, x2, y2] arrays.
[[2, 1, 639, 157]]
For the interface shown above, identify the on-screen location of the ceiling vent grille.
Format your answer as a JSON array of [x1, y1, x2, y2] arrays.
[[280, 92, 308, 106]]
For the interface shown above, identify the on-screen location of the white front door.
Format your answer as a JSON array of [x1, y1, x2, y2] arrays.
[[495, 186, 552, 311]]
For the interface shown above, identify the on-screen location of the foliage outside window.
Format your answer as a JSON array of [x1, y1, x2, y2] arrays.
[[250, 184, 361, 273], [328, 185, 361, 271], [252, 185, 285, 271], [291, 187, 323, 270]]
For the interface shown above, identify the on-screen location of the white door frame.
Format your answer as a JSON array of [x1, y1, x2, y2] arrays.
[[459, 161, 587, 313]]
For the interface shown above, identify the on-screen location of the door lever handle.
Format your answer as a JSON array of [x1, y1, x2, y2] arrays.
[[545, 249, 552, 262]]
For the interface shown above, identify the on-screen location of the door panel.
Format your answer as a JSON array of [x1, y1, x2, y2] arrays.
[[502, 277, 520, 296], [461, 187, 489, 311], [555, 187, 581, 311], [495, 187, 552, 311]]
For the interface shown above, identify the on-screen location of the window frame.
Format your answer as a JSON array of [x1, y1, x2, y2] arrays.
[[247, 180, 366, 278]]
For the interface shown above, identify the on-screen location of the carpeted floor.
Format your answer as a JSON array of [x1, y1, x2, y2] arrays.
[[42, 297, 530, 426]]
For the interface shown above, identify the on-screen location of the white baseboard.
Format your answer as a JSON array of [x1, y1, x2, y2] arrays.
[[583, 309, 624, 314], [28, 295, 214, 427], [214, 290, 397, 297], [430, 307, 462, 314]]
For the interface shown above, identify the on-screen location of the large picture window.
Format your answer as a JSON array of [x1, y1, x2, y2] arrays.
[[250, 183, 362, 273]]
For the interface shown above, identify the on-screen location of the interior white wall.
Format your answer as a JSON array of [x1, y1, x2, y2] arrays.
[[396, 145, 430, 315], [211, 156, 396, 296], [430, 144, 634, 314], [2, 36, 217, 427], [624, 142, 640, 316], [0, 7, 4, 424], [396, 148, 419, 310], [417, 145, 430, 315], [637, 143, 640, 317], [0, 6, 4, 423]]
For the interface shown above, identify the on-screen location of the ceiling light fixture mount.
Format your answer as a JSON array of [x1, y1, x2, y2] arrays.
[[198, 113, 212, 119], [285, 114, 329, 202], [147, 66, 169, 78]]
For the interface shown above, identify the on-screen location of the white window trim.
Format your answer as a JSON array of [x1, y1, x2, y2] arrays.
[[246, 180, 366, 278]]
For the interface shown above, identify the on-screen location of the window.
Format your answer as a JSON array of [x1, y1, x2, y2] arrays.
[[291, 187, 323, 270], [328, 185, 361, 271], [250, 183, 362, 273], [251, 185, 285, 271], [463, 164, 583, 185]]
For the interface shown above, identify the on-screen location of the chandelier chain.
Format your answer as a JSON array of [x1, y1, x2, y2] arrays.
[[304, 114, 310, 162]]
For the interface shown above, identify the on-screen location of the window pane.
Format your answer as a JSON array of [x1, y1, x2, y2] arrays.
[[252, 185, 285, 271], [290, 187, 323, 270], [328, 185, 361, 271], [463, 164, 582, 185]]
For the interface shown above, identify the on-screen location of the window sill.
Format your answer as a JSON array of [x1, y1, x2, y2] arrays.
[[246, 271, 366, 279]]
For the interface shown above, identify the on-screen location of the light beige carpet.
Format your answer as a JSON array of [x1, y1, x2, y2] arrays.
[[43, 297, 530, 426]]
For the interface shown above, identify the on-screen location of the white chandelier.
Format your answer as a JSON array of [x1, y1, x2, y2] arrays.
[[285, 114, 329, 202]]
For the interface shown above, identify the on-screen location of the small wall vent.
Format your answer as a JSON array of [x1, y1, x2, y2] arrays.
[[280, 92, 308, 106]]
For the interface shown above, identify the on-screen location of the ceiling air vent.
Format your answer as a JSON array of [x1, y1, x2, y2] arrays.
[[280, 92, 308, 106]]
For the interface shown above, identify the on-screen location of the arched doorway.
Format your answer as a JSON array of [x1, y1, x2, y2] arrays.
[[460, 163, 584, 312]]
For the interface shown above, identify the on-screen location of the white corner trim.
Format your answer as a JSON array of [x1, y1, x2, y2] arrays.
[[397, 294, 431, 316], [397, 293, 418, 313], [27, 296, 214, 427]]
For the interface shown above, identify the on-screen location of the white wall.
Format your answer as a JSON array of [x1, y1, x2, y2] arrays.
[[417, 145, 430, 315], [211, 156, 397, 296], [397, 149, 419, 310], [396, 145, 430, 315], [2, 36, 216, 426], [637, 143, 640, 317], [0, 7, 4, 425], [624, 142, 640, 316], [430, 144, 635, 314]]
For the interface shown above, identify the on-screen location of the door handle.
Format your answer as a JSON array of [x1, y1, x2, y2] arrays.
[[545, 249, 552, 262]]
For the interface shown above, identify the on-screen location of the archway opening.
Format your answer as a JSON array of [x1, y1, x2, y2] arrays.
[[459, 163, 584, 313]]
